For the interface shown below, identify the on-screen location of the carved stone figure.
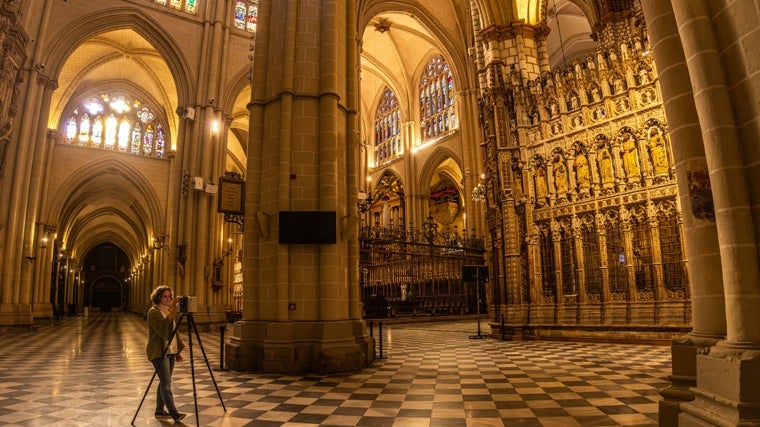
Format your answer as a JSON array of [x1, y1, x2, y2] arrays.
[[534, 158, 548, 202], [597, 140, 615, 185], [621, 132, 640, 179], [574, 146, 590, 189], [554, 155, 568, 195], [648, 127, 668, 176]]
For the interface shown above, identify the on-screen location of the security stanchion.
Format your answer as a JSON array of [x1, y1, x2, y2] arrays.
[[215, 323, 230, 371], [377, 322, 388, 359], [501, 314, 505, 340]]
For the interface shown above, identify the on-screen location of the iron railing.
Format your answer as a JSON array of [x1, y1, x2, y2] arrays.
[[359, 219, 487, 319]]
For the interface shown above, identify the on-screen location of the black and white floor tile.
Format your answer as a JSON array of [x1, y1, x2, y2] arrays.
[[0, 313, 671, 426]]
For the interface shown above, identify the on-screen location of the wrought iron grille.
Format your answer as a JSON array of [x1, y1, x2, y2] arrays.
[[582, 224, 602, 297], [606, 222, 628, 294], [359, 222, 486, 319], [560, 228, 578, 296], [632, 218, 654, 294], [658, 214, 687, 294], [539, 227, 557, 300]]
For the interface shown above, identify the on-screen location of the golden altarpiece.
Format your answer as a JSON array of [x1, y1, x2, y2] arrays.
[[477, 9, 689, 340]]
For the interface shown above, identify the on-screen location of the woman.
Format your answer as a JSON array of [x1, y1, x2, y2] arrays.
[[146, 285, 186, 422]]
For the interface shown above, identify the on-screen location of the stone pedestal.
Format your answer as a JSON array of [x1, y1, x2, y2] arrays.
[[226, 319, 373, 374], [679, 344, 760, 426], [0, 303, 34, 332]]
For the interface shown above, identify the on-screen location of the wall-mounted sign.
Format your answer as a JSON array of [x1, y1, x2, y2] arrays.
[[217, 176, 244, 214]]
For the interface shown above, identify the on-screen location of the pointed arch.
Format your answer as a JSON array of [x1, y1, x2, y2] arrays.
[[43, 8, 194, 107]]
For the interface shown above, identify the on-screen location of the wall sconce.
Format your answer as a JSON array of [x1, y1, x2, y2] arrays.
[[39, 236, 48, 249], [220, 238, 234, 259], [472, 173, 486, 202], [153, 235, 169, 250], [357, 189, 374, 213]]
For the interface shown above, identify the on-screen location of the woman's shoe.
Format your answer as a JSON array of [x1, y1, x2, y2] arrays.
[[171, 412, 187, 422]]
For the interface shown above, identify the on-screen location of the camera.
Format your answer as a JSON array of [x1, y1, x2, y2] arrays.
[[177, 295, 197, 313]]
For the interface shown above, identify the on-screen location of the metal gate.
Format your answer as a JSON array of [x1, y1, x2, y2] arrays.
[[359, 220, 487, 319]]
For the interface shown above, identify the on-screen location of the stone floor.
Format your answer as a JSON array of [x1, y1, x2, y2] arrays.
[[0, 312, 671, 426]]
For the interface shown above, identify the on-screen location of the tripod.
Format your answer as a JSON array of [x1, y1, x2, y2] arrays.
[[132, 312, 226, 426]]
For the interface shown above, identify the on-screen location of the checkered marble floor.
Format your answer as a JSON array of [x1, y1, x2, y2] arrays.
[[0, 312, 671, 426]]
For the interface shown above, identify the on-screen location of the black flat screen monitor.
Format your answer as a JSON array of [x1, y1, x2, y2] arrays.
[[278, 211, 337, 244]]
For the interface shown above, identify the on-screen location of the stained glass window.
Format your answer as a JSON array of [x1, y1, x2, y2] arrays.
[[234, 1, 259, 34], [419, 55, 457, 141], [153, 0, 196, 14], [374, 87, 401, 166], [62, 93, 167, 159]]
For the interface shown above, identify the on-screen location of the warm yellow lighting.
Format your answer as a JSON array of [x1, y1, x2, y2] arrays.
[[211, 120, 220, 134], [516, 0, 541, 24]]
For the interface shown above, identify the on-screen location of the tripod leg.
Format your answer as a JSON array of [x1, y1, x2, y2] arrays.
[[186, 315, 200, 427], [132, 315, 184, 426], [130, 371, 157, 426], [190, 315, 227, 411]]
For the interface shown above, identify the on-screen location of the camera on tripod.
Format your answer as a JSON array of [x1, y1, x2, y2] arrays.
[[177, 295, 197, 313]]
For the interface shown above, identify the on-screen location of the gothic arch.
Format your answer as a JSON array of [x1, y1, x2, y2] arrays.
[[44, 157, 165, 259], [43, 7, 194, 107], [357, 2, 471, 94], [417, 146, 463, 194]]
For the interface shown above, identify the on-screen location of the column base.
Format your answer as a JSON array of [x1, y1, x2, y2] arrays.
[[226, 319, 374, 374], [659, 333, 723, 427], [31, 302, 54, 321], [679, 342, 760, 426], [0, 303, 34, 332]]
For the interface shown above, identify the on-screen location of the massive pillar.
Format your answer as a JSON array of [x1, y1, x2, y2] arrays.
[[643, 0, 760, 425], [227, 0, 372, 374]]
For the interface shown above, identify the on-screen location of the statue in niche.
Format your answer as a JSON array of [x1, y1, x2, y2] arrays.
[[648, 127, 669, 176], [621, 131, 640, 180], [570, 94, 580, 110], [574, 144, 590, 190], [530, 107, 540, 125], [590, 84, 601, 102], [534, 157, 548, 204], [612, 74, 625, 94], [596, 139, 615, 186], [553, 154, 568, 195], [639, 66, 651, 84], [512, 156, 524, 202], [548, 99, 559, 117]]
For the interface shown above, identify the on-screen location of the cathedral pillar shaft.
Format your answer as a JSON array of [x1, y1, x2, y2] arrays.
[[20, 79, 56, 311], [643, 0, 760, 424], [229, 0, 370, 374], [642, 0, 725, 338], [671, 0, 760, 346]]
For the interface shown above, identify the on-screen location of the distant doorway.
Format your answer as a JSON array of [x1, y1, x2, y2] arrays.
[[91, 278, 123, 311]]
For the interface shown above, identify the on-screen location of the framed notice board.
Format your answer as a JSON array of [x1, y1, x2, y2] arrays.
[[217, 176, 245, 214]]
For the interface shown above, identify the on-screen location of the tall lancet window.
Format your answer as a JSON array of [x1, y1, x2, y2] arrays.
[[374, 87, 401, 166], [62, 93, 167, 159], [419, 55, 457, 141], [234, 1, 259, 34]]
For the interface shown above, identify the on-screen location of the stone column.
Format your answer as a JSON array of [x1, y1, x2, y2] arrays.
[[665, 1, 760, 425], [643, 0, 748, 424], [228, 0, 372, 374]]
